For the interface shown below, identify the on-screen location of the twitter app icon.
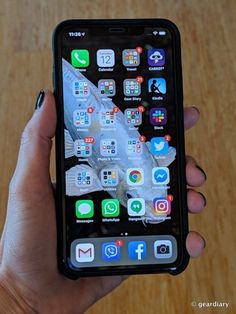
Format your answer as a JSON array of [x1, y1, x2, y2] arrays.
[[150, 137, 169, 155]]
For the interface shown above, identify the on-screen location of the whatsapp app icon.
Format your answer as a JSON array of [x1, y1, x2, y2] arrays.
[[128, 198, 145, 216], [102, 199, 120, 217]]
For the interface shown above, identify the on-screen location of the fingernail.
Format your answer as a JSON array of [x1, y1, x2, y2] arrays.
[[35, 90, 45, 110], [198, 192, 207, 207], [192, 106, 200, 114], [196, 165, 207, 180], [203, 238, 206, 248]]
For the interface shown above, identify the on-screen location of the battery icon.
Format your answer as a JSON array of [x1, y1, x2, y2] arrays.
[[159, 31, 166, 36]]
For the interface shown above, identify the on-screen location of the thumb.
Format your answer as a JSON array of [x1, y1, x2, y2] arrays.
[[10, 90, 56, 193]]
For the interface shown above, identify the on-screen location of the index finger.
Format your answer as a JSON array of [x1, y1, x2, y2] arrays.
[[184, 107, 200, 131]]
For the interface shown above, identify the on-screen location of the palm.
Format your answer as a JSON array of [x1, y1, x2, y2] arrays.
[[0, 91, 206, 313]]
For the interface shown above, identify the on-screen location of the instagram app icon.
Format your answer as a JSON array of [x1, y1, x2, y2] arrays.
[[153, 198, 171, 215]]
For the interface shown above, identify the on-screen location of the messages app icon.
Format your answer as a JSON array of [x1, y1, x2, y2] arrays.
[[150, 137, 169, 155], [75, 200, 94, 219], [102, 199, 120, 217]]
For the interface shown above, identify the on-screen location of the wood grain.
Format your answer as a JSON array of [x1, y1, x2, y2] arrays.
[[0, 0, 235, 313]]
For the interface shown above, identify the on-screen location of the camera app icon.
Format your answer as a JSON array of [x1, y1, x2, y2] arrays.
[[154, 240, 172, 259]]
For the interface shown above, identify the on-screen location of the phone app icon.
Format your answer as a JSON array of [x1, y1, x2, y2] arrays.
[[150, 137, 169, 155], [73, 110, 91, 127], [148, 78, 166, 95], [122, 49, 140, 67], [128, 241, 147, 260], [123, 79, 141, 96], [98, 79, 116, 96], [127, 198, 145, 216], [100, 139, 117, 156], [101, 169, 119, 187], [126, 168, 144, 186], [73, 80, 90, 97], [99, 110, 116, 127], [153, 198, 171, 215], [152, 167, 170, 185], [102, 242, 121, 261], [102, 199, 120, 217], [75, 243, 94, 262], [149, 108, 167, 125], [97, 49, 115, 67], [126, 138, 143, 155], [125, 109, 142, 126], [154, 240, 172, 259], [74, 139, 92, 157], [147, 49, 165, 66], [75, 170, 92, 187], [75, 200, 94, 219], [71, 49, 90, 68]]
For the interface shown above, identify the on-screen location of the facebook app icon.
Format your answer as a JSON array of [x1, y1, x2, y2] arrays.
[[128, 241, 147, 260]]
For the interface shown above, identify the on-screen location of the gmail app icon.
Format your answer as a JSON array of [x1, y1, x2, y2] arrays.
[[76, 243, 95, 262]]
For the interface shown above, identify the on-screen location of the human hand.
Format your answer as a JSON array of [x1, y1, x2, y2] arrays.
[[0, 90, 206, 313]]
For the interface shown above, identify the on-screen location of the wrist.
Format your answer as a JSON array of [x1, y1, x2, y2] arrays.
[[0, 269, 37, 313]]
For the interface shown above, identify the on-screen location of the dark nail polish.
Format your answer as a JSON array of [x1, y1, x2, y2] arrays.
[[192, 106, 200, 114], [198, 192, 207, 206], [203, 238, 206, 248], [35, 90, 45, 110], [196, 165, 207, 180]]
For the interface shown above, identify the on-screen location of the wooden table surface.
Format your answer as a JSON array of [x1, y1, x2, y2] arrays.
[[0, 1, 235, 313]]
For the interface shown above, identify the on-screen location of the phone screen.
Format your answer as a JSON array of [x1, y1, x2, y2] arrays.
[[55, 21, 187, 273]]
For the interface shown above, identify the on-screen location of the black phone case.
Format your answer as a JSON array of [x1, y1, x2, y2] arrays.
[[52, 19, 189, 279]]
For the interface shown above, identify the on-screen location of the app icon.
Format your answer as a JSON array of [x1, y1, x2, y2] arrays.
[[126, 138, 143, 155], [74, 139, 92, 157], [102, 199, 120, 217], [102, 242, 121, 261], [152, 167, 170, 185], [153, 198, 171, 215], [73, 110, 91, 127], [97, 49, 115, 67], [71, 49, 90, 68], [123, 79, 141, 96], [75, 200, 94, 218], [75, 170, 92, 187], [126, 168, 144, 186], [127, 198, 145, 216], [100, 139, 117, 156], [147, 49, 165, 66], [149, 108, 167, 125], [99, 110, 116, 127], [125, 109, 142, 126], [73, 81, 90, 97], [75, 243, 94, 262], [101, 169, 119, 187], [150, 137, 169, 155], [128, 241, 147, 260], [122, 49, 140, 67], [98, 79, 116, 96], [154, 240, 172, 259], [148, 78, 166, 95]]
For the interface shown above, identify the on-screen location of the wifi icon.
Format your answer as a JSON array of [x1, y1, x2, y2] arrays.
[[153, 31, 158, 36]]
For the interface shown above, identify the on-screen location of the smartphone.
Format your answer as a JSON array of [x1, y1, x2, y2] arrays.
[[53, 19, 189, 279]]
